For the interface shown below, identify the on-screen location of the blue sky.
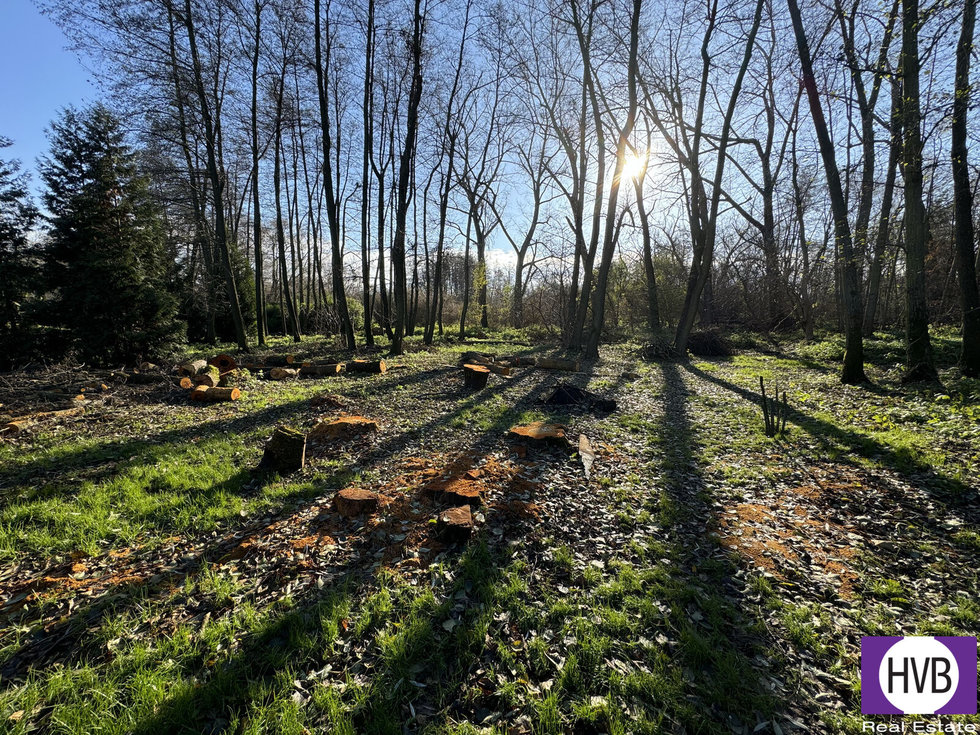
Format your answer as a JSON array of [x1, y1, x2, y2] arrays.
[[0, 0, 95, 179]]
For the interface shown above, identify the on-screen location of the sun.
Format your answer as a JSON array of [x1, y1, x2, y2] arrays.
[[621, 149, 649, 182]]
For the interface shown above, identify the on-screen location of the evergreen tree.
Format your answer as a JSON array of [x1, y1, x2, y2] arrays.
[[39, 105, 182, 364], [0, 137, 39, 357]]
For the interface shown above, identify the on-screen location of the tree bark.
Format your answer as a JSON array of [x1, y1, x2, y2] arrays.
[[952, 0, 980, 376], [900, 0, 936, 381], [786, 0, 866, 383]]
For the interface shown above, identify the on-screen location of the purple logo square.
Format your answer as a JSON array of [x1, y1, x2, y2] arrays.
[[861, 636, 977, 715]]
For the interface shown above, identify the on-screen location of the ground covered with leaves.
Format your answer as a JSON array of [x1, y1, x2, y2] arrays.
[[0, 332, 978, 734]]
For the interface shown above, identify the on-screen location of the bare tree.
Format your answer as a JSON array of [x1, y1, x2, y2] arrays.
[[952, 0, 980, 376], [786, 0, 866, 383]]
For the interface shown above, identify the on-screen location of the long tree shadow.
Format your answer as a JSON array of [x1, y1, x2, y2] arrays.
[[651, 362, 802, 730], [0, 363, 549, 687], [681, 361, 977, 514]]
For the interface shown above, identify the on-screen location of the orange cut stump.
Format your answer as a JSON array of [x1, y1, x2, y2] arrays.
[[308, 416, 378, 440]]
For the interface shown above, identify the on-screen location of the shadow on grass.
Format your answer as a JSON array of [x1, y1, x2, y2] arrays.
[[681, 361, 976, 508], [648, 362, 795, 731], [0, 363, 547, 689]]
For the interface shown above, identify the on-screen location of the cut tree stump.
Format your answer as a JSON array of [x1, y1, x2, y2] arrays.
[[308, 416, 378, 441], [346, 359, 386, 374], [261, 426, 306, 473], [436, 505, 474, 543], [300, 364, 342, 377], [177, 359, 208, 376], [426, 475, 483, 506], [269, 367, 299, 381], [508, 421, 570, 447], [463, 364, 490, 390], [190, 386, 241, 402], [208, 354, 238, 372], [334, 487, 380, 517]]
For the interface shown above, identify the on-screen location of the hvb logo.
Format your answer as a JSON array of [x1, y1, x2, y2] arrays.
[[861, 637, 977, 715]]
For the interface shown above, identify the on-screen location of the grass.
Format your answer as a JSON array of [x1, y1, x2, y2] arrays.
[[1, 329, 978, 733]]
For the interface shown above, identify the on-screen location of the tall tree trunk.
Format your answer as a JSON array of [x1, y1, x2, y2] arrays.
[[864, 80, 902, 336], [180, 0, 248, 350], [390, 0, 423, 355], [360, 0, 375, 346], [674, 0, 764, 354], [634, 154, 660, 333], [274, 82, 302, 342], [250, 0, 266, 346], [900, 0, 936, 381], [952, 0, 980, 375], [585, 0, 642, 357], [313, 0, 356, 349], [786, 0, 866, 383]]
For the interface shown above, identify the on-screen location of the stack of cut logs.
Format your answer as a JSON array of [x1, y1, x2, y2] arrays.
[[176, 353, 388, 402], [177, 355, 242, 403], [241, 356, 387, 381], [460, 351, 580, 390]]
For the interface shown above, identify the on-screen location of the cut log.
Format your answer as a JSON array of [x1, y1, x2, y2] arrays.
[[346, 359, 387, 374], [299, 363, 343, 377], [261, 426, 307, 473], [484, 363, 512, 377], [269, 367, 299, 381], [463, 364, 491, 390], [500, 355, 538, 367], [177, 359, 208, 377], [459, 350, 494, 366], [436, 505, 474, 543], [178, 376, 194, 390], [308, 416, 378, 441], [190, 385, 241, 402], [1, 406, 86, 436], [208, 354, 238, 372], [334, 487, 380, 517], [534, 358, 581, 372], [508, 421, 570, 447], [193, 364, 222, 388]]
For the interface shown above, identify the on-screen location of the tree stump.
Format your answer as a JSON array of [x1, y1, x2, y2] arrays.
[[261, 426, 306, 473], [308, 416, 378, 440], [463, 364, 490, 390], [346, 359, 387, 374], [436, 505, 474, 543], [334, 487, 380, 517]]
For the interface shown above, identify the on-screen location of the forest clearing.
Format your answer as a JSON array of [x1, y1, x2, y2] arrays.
[[1, 332, 977, 734]]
